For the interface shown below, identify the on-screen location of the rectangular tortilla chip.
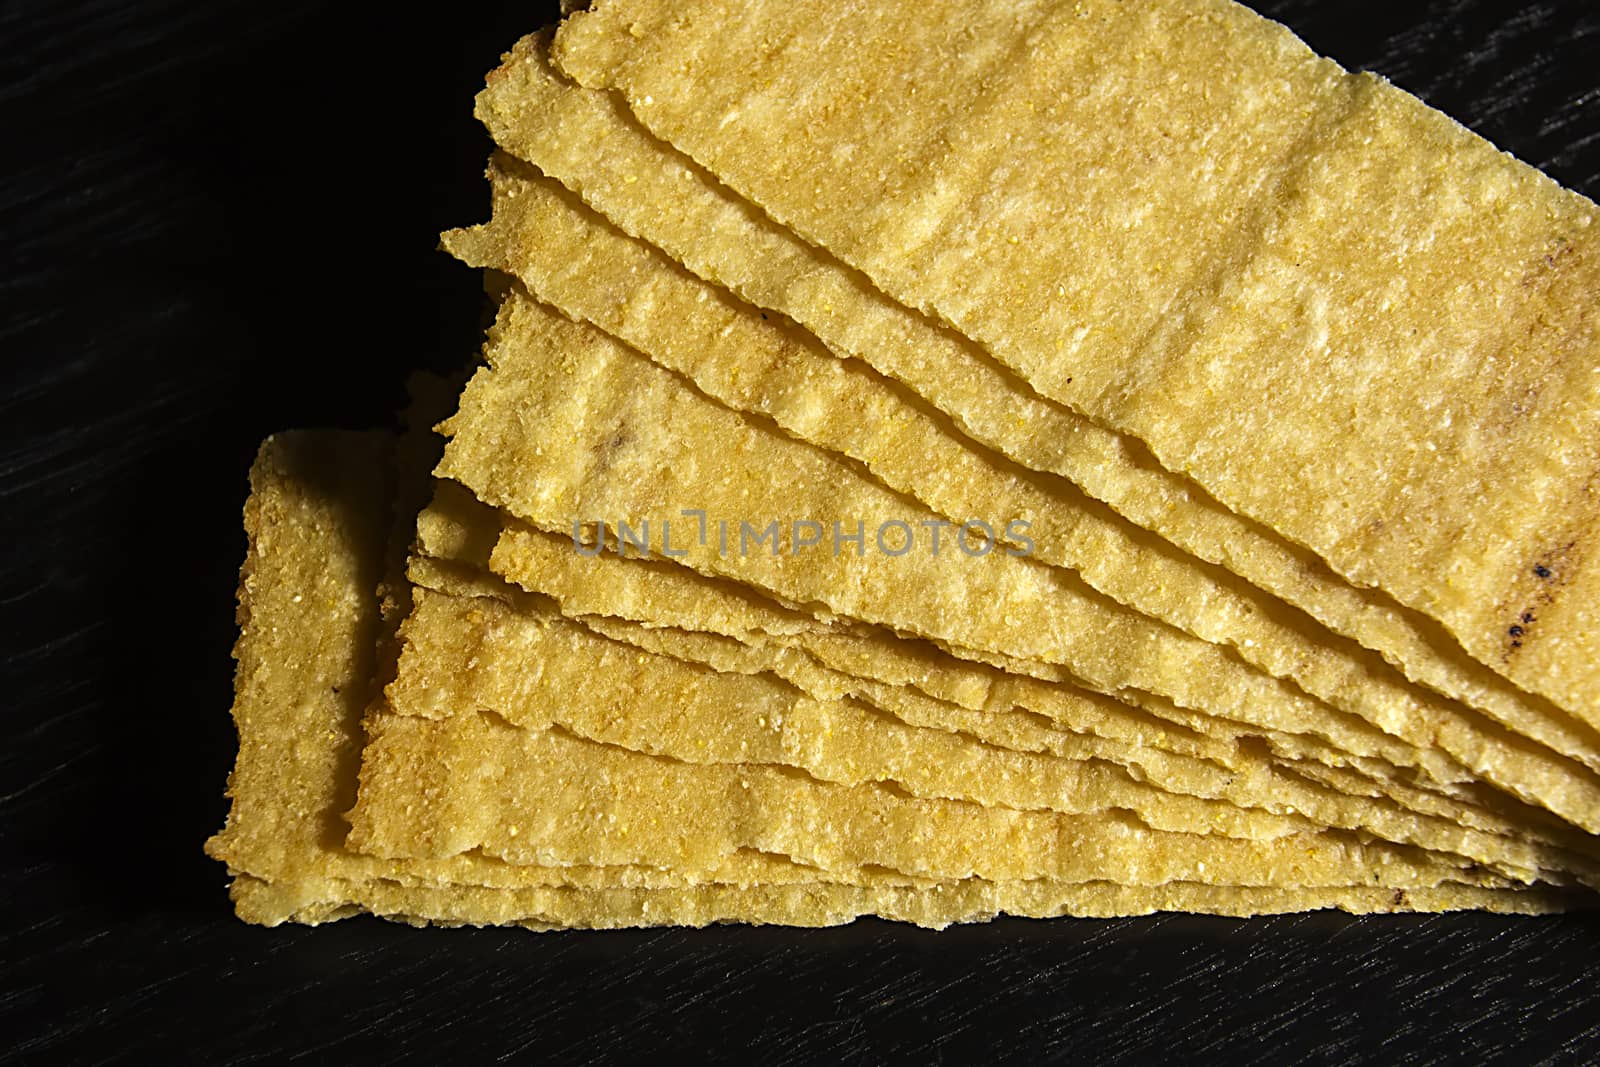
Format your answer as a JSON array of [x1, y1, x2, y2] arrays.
[[202, 432, 907, 917], [435, 289, 1600, 831], [420, 484, 1247, 775], [349, 708, 1502, 890], [207, 432, 1573, 926], [412, 356, 1595, 869], [436, 293, 1441, 776], [402, 549, 1600, 882], [472, 30, 1600, 799], [549, 0, 1600, 725], [418, 394, 1595, 889], [207, 4, 1600, 930], [388, 583, 1327, 842], [469, 502, 1588, 856], [239, 874, 1571, 931], [434, 151, 1600, 839], [402, 471, 1599, 878], [418, 481, 1599, 866]]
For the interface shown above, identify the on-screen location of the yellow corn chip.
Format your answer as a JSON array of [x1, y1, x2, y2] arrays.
[[419, 493, 1591, 858], [437, 292, 1600, 831], [350, 708, 1503, 889], [210, 431, 1568, 927], [436, 293, 1442, 775], [423, 477, 1582, 857], [204, 432, 928, 919], [405, 557, 1600, 880], [391, 584, 1323, 841], [410, 551, 1236, 791], [478, 31, 1600, 795], [551, 0, 1600, 723], [233, 872, 1572, 931], [440, 155, 1600, 846], [421, 482, 1239, 766]]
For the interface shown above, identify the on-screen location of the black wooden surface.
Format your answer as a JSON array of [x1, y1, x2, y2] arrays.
[[4, 1, 1599, 1062]]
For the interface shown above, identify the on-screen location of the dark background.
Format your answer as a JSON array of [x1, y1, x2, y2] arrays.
[[4, 1, 1599, 1062]]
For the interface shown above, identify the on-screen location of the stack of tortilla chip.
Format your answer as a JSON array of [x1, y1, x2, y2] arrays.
[[206, 0, 1600, 929]]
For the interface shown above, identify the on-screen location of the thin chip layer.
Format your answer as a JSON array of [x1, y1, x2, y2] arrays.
[[435, 293, 1444, 775], [551, 0, 1600, 726], [474, 31, 1600, 791], [208, 432, 1570, 926], [419, 486, 1590, 856], [436, 292, 1600, 829], [425, 454, 1263, 774], [487, 510, 1554, 835], [350, 708, 1501, 889], [390, 584, 1324, 840], [400, 563, 1235, 812], [438, 155, 1600, 836], [202, 433, 928, 915], [405, 555, 1600, 881], [233, 873, 1572, 930]]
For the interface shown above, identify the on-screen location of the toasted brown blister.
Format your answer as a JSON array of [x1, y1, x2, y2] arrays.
[[475, 32, 1600, 813], [550, 0, 1600, 726]]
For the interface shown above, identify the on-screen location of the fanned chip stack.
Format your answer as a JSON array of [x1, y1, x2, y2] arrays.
[[206, 0, 1600, 929]]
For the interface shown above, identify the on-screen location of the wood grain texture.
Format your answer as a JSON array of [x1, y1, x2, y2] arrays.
[[2, 1, 1597, 1062]]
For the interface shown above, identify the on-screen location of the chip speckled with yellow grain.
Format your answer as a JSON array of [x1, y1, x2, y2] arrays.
[[208, 0, 1600, 929]]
